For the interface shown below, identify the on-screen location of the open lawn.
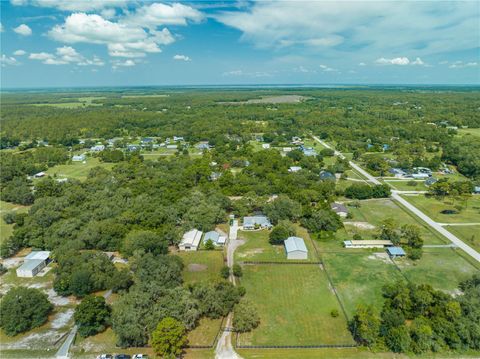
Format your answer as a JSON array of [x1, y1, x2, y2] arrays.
[[395, 250, 479, 293], [323, 252, 405, 318], [45, 158, 114, 181], [0, 201, 29, 245], [446, 225, 480, 252], [177, 250, 224, 284], [235, 226, 318, 262], [400, 194, 480, 224], [457, 128, 480, 138], [237, 264, 354, 346], [187, 317, 222, 346], [345, 198, 446, 245], [384, 180, 428, 191]]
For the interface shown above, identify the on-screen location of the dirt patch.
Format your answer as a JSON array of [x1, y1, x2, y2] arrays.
[[50, 309, 74, 329], [46, 288, 73, 306], [187, 263, 207, 272], [1, 257, 23, 269], [344, 221, 376, 230], [367, 252, 392, 264], [237, 248, 264, 258]]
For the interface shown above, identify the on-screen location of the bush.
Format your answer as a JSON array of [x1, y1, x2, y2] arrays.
[[233, 299, 260, 333], [269, 220, 296, 245], [204, 239, 215, 250], [331, 309, 340, 318], [74, 295, 111, 337], [233, 264, 243, 277], [0, 287, 53, 336], [150, 317, 187, 357], [220, 265, 230, 279]]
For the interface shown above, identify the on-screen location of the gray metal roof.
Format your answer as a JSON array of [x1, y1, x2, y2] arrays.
[[331, 202, 348, 213], [204, 231, 220, 242], [17, 259, 45, 272], [243, 216, 272, 227], [284, 237, 308, 253], [25, 251, 50, 261], [387, 246, 406, 256]]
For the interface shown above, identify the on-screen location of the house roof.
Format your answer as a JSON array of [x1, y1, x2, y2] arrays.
[[25, 251, 50, 261], [284, 237, 308, 253], [204, 231, 220, 242], [344, 240, 393, 246], [320, 171, 335, 180], [17, 259, 45, 272], [181, 229, 203, 247], [243, 216, 271, 227], [331, 202, 348, 213], [387, 246, 406, 256]]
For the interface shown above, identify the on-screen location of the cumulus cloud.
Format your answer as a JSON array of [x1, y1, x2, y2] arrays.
[[215, 1, 478, 59], [29, 46, 104, 66], [13, 24, 32, 36], [124, 2, 204, 28], [319, 64, 337, 72], [222, 70, 243, 76], [375, 57, 427, 66], [11, 0, 128, 11], [1, 54, 20, 67], [358, 62, 366, 66], [13, 50, 27, 56], [449, 61, 478, 69], [111, 59, 138, 70], [173, 54, 191, 61]]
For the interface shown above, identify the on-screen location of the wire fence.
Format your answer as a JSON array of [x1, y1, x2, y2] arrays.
[[241, 260, 321, 265], [185, 316, 225, 349], [235, 344, 358, 349]]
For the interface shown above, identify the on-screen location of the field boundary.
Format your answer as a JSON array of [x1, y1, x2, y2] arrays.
[[235, 343, 358, 349], [185, 316, 225, 349], [240, 261, 321, 265]]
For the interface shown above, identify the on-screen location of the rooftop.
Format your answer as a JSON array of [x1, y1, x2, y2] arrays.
[[181, 229, 203, 247], [387, 246, 406, 256], [285, 237, 308, 253], [25, 251, 50, 261], [17, 259, 45, 271]]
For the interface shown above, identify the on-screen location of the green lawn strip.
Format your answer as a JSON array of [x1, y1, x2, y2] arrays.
[[0, 201, 29, 245], [400, 195, 480, 224], [322, 252, 405, 318], [394, 250, 480, 293], [457, 128, 480, 138], [235, 228, 317, 262], [237, 264, 354, 346], [346, 198, 446, 245], [0, 349, 56, 358], [183, 349, 215, 359], [187, 317, 223, 347], [44, 158, 114, 181], [177, 250, 225, 284], [445, 225, 480, 253], [383, 180, 428, 191]]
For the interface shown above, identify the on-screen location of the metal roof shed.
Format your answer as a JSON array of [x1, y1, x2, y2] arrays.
[[387, 246, 406, 257]]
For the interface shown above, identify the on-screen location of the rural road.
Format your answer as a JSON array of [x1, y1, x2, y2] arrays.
[[215, 220, 244, 359], [312, 135, 480, 263], [55, 290, 113, 359]]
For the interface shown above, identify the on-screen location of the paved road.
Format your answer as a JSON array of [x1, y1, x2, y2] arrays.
[[55, 290, 113, 358], [312, 134, 480, 263], [215, 220, 244, 359], [439, 223, 480, 226]]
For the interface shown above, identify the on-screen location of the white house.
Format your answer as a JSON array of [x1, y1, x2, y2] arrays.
[[203, 231, 227, 246], [72, 154, 86, 162], [288, 166, 302, 173], [16, 251, 51, 278], [243, 216, 272, 230], [330, 203, 348, 218], [34, 172, 46, 178], [179, 229, 203, 251], [262, 143, 271, 149], [284, 237, 308, 260], [343, 240, 393, 249], [173, 136, 184, 142], [90, 145, 105, 152], [166, 144, 178, 149]]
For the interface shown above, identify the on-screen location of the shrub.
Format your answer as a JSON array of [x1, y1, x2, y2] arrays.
[[331, 309, 340, 318], [233, 264, 243, 277], [233, 299, 260, 333], [74, 295, 111, 337], [220, 265, 230, 279]]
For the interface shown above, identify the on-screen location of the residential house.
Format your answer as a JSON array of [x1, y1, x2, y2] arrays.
[[262, 143, 271, 149], [288, 166, 302, 173], [90, 145, 105, 152], [319, 171, 336, 181], [425, 177, 438, 186], [243, 216, 272, 230], [343, 240, 393, 249], [284, 237, 308, 260], [34, 172, 46, 178], [331, 203, 348, 218], [16, 251, 51, 278], [387, 246, 406, 258], [302, 147, 317, 157], [72, 154, 86, 162], [179, 229, 203, 251], [203, 231, 227, 246], [196, 142, 210, 150], [173, 136, 184, 142]]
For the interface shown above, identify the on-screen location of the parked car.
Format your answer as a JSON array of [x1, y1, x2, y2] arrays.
[[132, 355, 148, 359], [114, 355, 131, 359], [96, 355, 113, 359]]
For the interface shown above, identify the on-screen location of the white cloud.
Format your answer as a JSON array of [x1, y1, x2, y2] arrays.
[[48, 13, 178, 58], [449, 61, 478, 69], [215, 2, 479, 60], [173, 54, 191, 61], [13, 50, 27, 56], [1, 54, 20, 67], [222, 70, 243, 76], [13, 24, 32, 36], [375, 57, 410, 65], [319, 64, 337, 72], [0, 23, 4, 32], [293, 65, 310, 73], [124, 2, 204, 28], [111, 59, 137, 70], [11, 0, 128, 11], [29, 46, 104, 66], [411, 57, 425, 66], [358, 62, 366, 66]]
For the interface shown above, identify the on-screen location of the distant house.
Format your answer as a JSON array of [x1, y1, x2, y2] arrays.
[[291, 136, 303, 145], [284, 237, 308, 260], [262, 143, 271, 149], [72, 154, 86, 162], [196, 142, 210, 150], [331, 202, 348, 218], [16, 251, 51, 278], [288, 166, 302, 173], [243, 216, 272, 230], [319, 171, 335, 181], [166, 144, 178, 149], [210, 172, 222, 181], [173, 136, 184, 142], [34, 172, 46, 178], [141, 137, 153, 144], [203, 231, 227, 246], [387, 246, 406, 258], [90, 145, 105, 152], [179, 229, 203, 251], [389, 168, 407, 178], [343, 240, 393, 249], [382, 144, 390, 151], [411, 173, 430, 179], [474, 186, 480, 194], [282, 147, 293, 152], [302, 147, 317, 157], [127, 144, 140, 152], [425, 177, 438, 186]]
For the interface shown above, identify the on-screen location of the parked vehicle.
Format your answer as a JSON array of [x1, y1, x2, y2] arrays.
[[114, 355, 131, 359], [96, 355, 113, 359]]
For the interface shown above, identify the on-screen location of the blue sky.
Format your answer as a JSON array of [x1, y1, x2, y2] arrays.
[[1, 0, 479, 88]]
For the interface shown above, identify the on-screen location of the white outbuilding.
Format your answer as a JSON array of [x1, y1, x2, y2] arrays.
[[284, 237, 308, 260], [16, 251, 51, 278], [179, 229, 203, 251]]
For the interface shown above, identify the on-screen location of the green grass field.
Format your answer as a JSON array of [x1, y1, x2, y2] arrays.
[[237, 264, 354, 346], [187, 317, 223, 346], [446, 225, 480, 252], [45, 158, 114, 181], [323, 252, 405, 317], [235, 226, 318, 262], [400, 195, 480, 224], [457, 128, 480, 138], [345, 198, 446, 244], [384, 180, 428, 191], [0, 201, 29, 245], [177, 250, 225, 284], [395, 250, 479, 292]]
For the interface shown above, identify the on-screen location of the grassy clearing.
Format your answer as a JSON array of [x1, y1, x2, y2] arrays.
[[237, 264, 354, 346], [457, 128, 480, 138], [177, 250, 224, 284], [0, 201, 29, 245], [395, 250, 479, 292], [187, 317, 222, 346], [346, 198, 446, 244], [323, 252, 405, 318], [183, 349, 214, 359], [384, 180, 428, 191], [235, 227, 318, 262], [446, 225, 480, 252], [45, 158, 114, 181], [237, 347, 409, 359], [401, 195, 480, 223]]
